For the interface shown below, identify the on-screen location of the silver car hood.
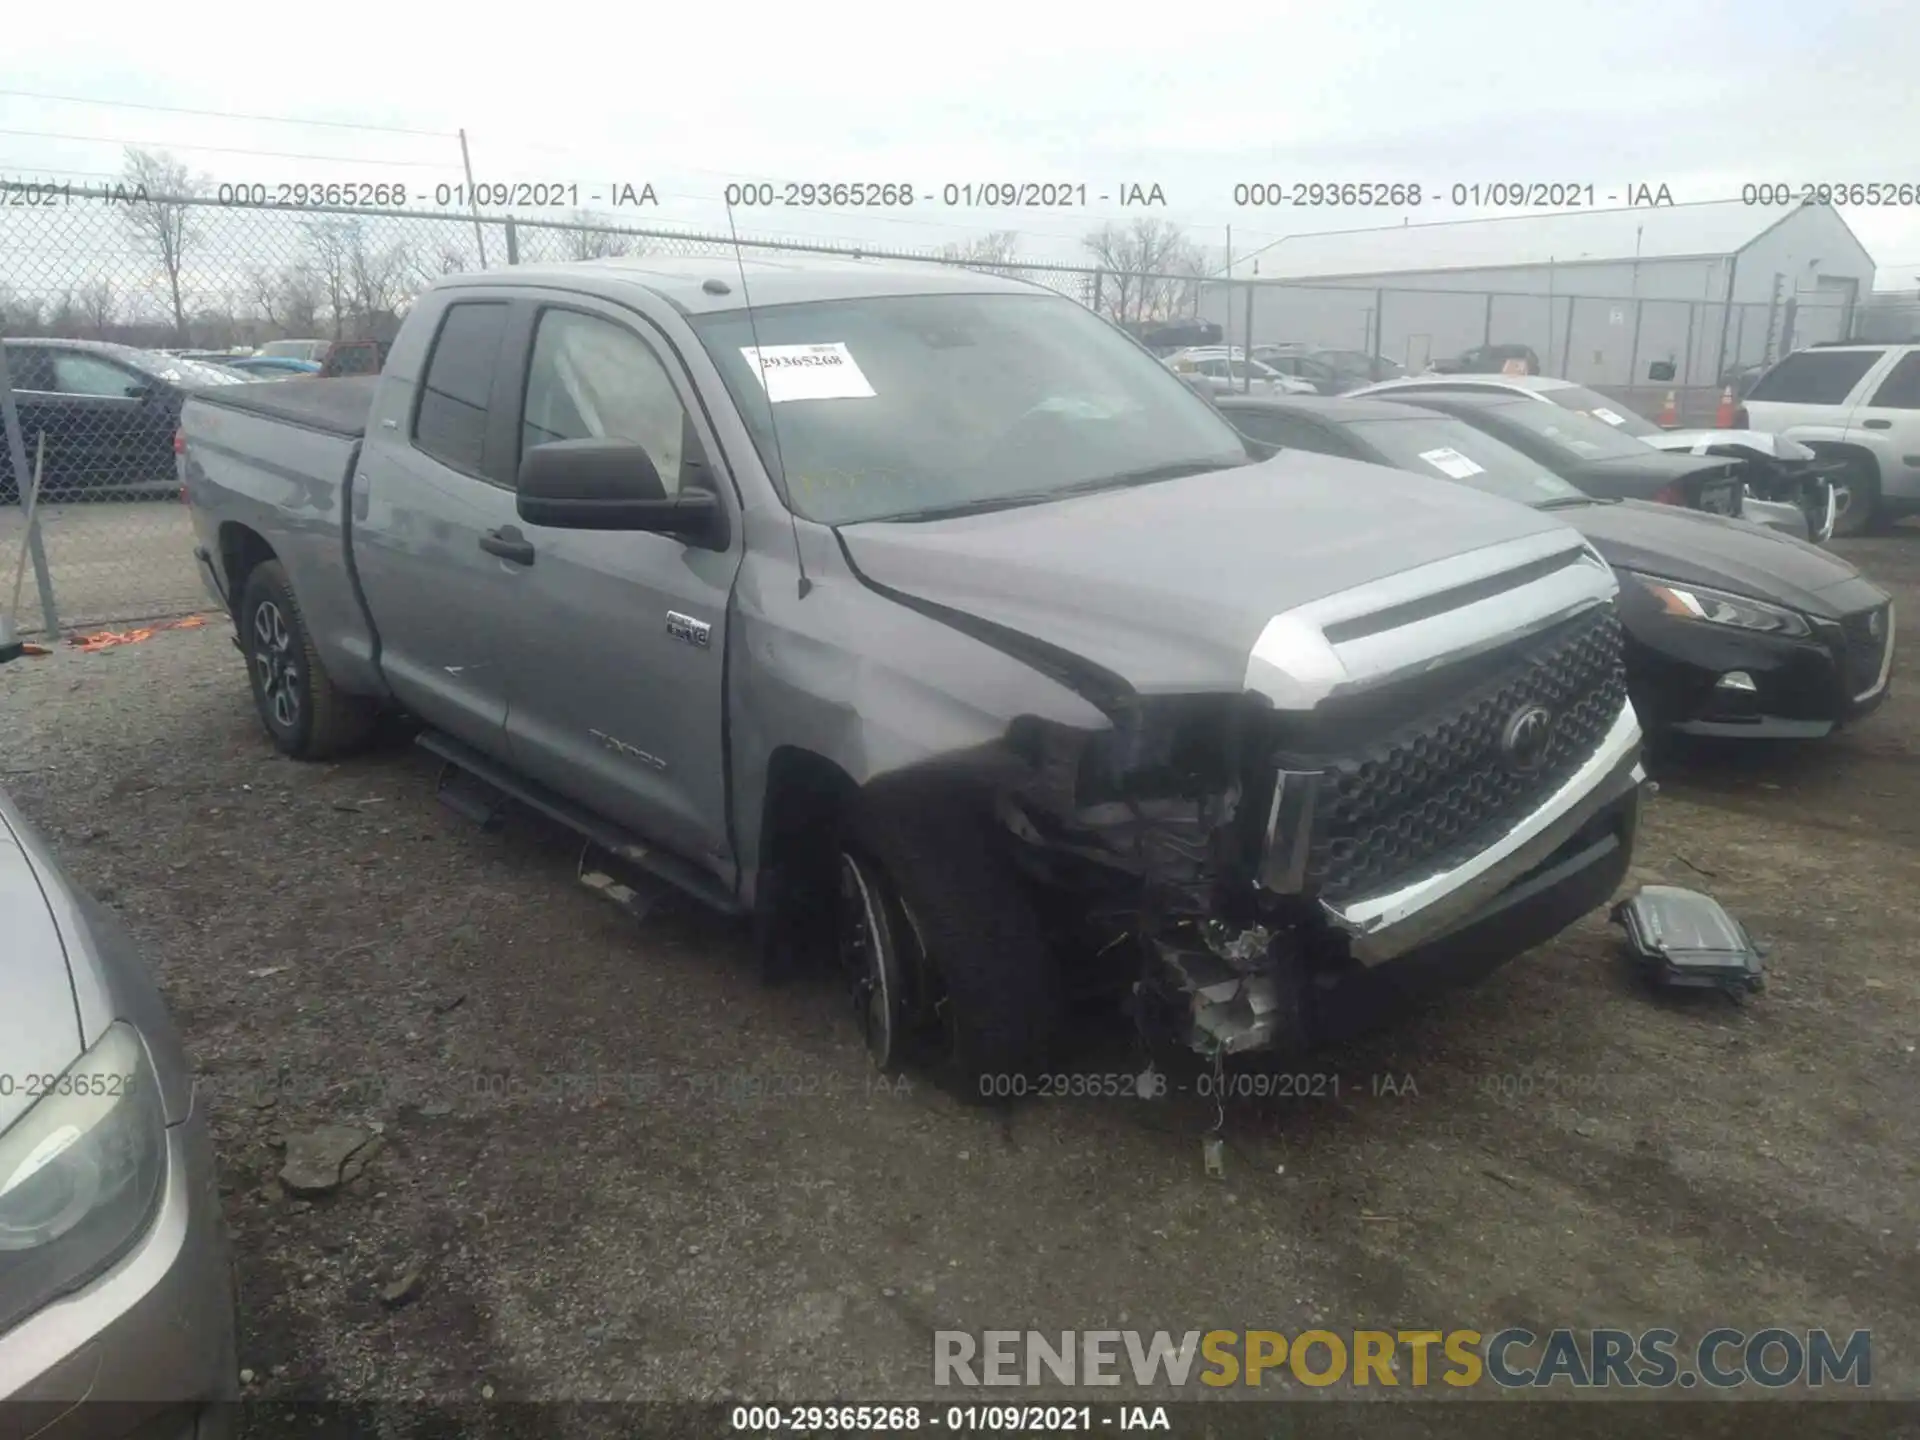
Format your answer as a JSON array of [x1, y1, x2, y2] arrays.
[[837, 448, 1583, 700], [0, 811, 85, 1134]]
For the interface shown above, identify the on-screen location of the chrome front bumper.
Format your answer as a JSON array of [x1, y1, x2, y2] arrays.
[[1319, 699, 1646, 965]]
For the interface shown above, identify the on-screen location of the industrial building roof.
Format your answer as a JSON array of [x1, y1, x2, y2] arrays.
[[1237, 200, 1814, 280]]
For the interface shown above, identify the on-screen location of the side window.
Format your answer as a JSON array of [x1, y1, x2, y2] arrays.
[[50, 353, 144, 397], [1866, 352, 1920, 409], [520, 309, 701, 495], [413, 301, 509, 475], [3, 347, 56, 392], [1746, 349, 1885, 405]]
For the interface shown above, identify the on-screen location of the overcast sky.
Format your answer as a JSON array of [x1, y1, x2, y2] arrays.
[[6, 0, 1920, 288]]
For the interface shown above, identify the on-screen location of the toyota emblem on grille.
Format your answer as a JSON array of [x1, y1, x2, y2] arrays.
[[1501, 705, 1555, 773]]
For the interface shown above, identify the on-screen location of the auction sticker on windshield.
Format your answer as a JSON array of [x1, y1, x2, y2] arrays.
[[739, 343, 876, 402], [1586, 406, 1630, 426], [1418, 447, 1486, 480]]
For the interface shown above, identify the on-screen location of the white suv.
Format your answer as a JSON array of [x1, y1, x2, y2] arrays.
[[1742, 343, 1920, 535]]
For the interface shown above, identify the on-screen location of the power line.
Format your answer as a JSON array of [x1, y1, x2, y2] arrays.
[[0, 88, 448, 137], [0, 128, 452, 169]]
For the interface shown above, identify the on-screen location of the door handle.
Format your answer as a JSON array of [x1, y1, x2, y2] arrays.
[[479, 526, 536, 565], [1862, 419, 1892, 430]]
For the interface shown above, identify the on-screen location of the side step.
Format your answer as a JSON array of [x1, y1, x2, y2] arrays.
[[415, 730, 743, 918]]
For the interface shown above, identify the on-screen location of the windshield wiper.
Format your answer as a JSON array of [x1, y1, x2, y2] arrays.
[[1047, 456, 1250, 497], [1534, 495, 1602, 510]]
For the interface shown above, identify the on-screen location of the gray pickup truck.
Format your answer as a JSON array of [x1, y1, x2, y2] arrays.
[[180, 255, 1647, 1088]]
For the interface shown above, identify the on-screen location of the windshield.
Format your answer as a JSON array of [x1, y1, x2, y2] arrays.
[[690, 292, 1250, 523], [1539, 384, 1661, 436], [1471, 397, 1654, 462], [1345, 415, 1587, 505]]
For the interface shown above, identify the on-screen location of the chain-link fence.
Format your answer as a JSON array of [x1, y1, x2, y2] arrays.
[[0, 188, 1880, 634]]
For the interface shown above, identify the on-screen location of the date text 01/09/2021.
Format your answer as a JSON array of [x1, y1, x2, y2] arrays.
[[1227, 182, 1677, 208], [728, 1404, 1172, 1432], [204, 181, 661, 210], [719, 182, 1168, 208]]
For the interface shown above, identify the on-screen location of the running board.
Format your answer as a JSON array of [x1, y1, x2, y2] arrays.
[[415, 730, 743, 917]]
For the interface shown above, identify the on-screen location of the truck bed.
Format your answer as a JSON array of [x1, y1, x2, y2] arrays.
[[186, 375, 377, 438]]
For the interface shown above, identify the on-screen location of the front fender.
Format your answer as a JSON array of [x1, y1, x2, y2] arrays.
[[726, 535, 1114, 910]]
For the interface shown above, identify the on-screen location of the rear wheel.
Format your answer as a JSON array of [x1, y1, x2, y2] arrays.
[[237, 560, 376, 759]]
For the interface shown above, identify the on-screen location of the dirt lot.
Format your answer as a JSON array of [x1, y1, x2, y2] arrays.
[[0, 498, 205, 634], [2, 532, 1917, 1421]]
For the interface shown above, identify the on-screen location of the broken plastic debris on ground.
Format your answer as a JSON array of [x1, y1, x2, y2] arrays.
[[66, 615, 209, 652]]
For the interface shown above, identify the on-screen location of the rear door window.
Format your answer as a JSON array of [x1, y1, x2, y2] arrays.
[[412, 301, 509, 474], [1865, 352, 1920, 409], [1746, 349, 1886, 405]]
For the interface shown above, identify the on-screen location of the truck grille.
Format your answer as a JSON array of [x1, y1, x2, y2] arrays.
[[1297, 607, 1629, 904], [1840, 604, 1893, 700]]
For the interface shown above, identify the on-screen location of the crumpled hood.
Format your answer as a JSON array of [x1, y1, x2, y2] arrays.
[[0, 812, 84, 1134], [1569, 500, 1881, 617], [837, 449, 1575, 696], [1642, 429, 1815, 462]]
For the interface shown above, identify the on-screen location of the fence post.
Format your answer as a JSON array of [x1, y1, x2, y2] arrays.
[[504, 216, 519, 266], [1560, 296, 1576, 376], [1679, 303, 1697, 389], [1371, 288, 1384, 360], [1092, 269, 1104, 316], [1483, 293, 1494, 346], [1626, 298, 1644, 389], [1243, 282, 1255, 393], [0, 340, 59, 638]]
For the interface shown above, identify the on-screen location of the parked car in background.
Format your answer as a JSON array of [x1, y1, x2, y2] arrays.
[[315, 339, 390, 378], [1350, 373, 1834, 541], [255, 339, 330, 363], [0, 787, 239, 1426], [1741, 341, 1920, 535], [1216, 394, 1895, 741], [1361, 389, 1750, 515], [1427, 343, 1541, 375], [182, 254, 1646, 1079], [0, 339, 250, 504], [1165, 350, 1317, 396], [1252, 346, 1409, 392], [225, 356, 323, 380]]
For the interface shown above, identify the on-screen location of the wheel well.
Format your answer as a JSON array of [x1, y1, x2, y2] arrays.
[[1803, 441, 1882, 485], [759, 747, 861, 878], [219, 524, 277, 619]]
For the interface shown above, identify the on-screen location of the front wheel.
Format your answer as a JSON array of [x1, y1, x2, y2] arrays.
[[237, 560, 376, 759], [1829, 459, 1887, 538]]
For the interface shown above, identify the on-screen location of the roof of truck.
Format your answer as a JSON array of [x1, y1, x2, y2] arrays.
[[441, 252, 1054, 314]]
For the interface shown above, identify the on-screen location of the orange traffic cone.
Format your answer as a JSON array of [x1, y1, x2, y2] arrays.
[[1714, 385, 1736, 428], [1656, 390, 1678, 427]]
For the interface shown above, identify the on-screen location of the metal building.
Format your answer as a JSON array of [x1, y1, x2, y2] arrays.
[[1197, 200, 1876, 396]]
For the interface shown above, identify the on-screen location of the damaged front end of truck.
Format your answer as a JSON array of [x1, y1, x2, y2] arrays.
[[868, 530, 1650, 1064]]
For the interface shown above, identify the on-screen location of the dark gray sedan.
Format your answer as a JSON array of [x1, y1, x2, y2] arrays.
[[0, 787, 238, 1428]]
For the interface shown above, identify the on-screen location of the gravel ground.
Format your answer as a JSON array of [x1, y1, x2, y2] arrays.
[[1, 532, 1917, 1418]]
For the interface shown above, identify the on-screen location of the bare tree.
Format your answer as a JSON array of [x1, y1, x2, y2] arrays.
[[561, 211, 638, 260], [935, 230, 1023, 275], [1081, 219, 1206, 326], [0, 284, 46, 335], [347, 231, 414, 337], [303, 221, 356, 340], [78, 279, 118, 338], [120, 148, 208, 344]]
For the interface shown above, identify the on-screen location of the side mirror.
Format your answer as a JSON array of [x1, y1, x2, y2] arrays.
[[516, 438, 728, 548], [125, 382, 158, 401], [1647, 360, 1676, 383]]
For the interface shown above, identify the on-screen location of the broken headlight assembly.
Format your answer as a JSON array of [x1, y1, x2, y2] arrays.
[[0, 1021, 168, 1334], [1625, 572, 1811, 639]]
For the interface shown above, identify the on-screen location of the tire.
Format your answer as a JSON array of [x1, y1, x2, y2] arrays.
[[854, 796, 1061, 1097], [237, 560, 376, 759], [1830, 458, 1888, 538]]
